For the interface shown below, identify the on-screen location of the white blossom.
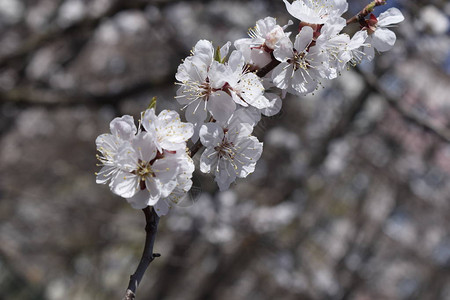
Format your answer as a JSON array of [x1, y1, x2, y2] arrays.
[[272, 26, 324, 95], [283, 0, 348, 25], [96, 109, 194, 213], [141, 108, 194, 152], [234, 17, 292, 69], [95, 115, 136, 185], [313, 17, 350, 79], [199, 112, 263, 190], [363, 8, 404, 60], [154, 152, 195, 216], [225, 50, 270, 110], [175, 40, 235, 140], [342, 30, 369, 66], [111, 131, 181, 209]]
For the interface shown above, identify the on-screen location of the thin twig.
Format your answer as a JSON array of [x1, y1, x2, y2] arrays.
[[346, 0, 387, 25], [122, 206, 160, 300]]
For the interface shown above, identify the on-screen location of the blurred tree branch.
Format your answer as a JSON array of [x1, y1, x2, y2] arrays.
[[354, 67, 450, 144], [0, 1, 157, 70], [0, 76, 172, 108]]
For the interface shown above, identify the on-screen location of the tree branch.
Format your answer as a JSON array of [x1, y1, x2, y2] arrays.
[[122, 206, 160, 300]]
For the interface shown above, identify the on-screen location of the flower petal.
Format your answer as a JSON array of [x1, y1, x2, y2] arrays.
[[185, 98, 208, 126], [152, 157, 180, 184], [127, 190, 150, 209], [193, 39, 214, 66], [199, 123, 224, 148], [238, 73, 267, 109], [294, 26, 313, 51], [110, 115, 136, 141], [273, 36, 293, 62], [377, 7, 405, 27], [96, 165, 118, 184], [215, 159, 237, 191], [260, 93, 282, 117], [207, 91, 236, 124], [200, 146, 219, 173], [132, 131, 157, 162], [372, 27, 396, 52], [111, 170, 139, 198], [271, 62, 292, 90], [154, 199, 170, 216]]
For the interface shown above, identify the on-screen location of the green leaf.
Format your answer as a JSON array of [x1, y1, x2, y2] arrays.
[[214, 45, 222, 63], [148, 96, 157, 110]]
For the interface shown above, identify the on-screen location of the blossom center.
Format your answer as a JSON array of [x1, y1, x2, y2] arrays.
[[289, 50, 309, 71], [215, 139, 236, 160]]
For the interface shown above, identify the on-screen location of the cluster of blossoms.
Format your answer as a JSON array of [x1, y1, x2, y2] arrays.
[[96, 108, 194, 216], [96, 0, 404, 213]]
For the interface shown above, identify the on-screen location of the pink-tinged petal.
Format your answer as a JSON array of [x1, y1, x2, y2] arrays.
[[132, 132, 157, 162], [271, 62, 292, 90], [207, 91, 236, 124], [110, 115, 136, 141], [257, 16, 277, 36], [294, 26, 313, 51], [372, 27, 396, 52], [199, 123, 224, 147], [111, 171, 139, 198], [260, 93, 282, 117], [377, 7, 405, 27], [127, 190, 150, 209], [200, 146, 219, 173]]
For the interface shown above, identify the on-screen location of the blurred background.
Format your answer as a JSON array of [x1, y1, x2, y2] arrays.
[[1, 0, 450, 299]]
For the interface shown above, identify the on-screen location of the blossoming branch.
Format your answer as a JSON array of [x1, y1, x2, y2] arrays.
[[94, 0, 404, 298]]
